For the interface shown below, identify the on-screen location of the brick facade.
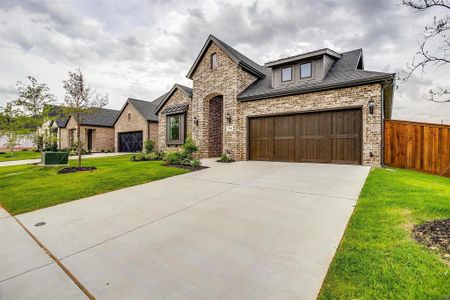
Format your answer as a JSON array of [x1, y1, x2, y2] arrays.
[[60, 116, 115, 152], [157, 89, 192, 151], [114, 103, 153, 152], [188, 41, 383, 166], [190, 42, 257, 157]]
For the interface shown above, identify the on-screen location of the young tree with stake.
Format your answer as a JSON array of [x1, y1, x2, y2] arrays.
[[62, 69, 108, 168]]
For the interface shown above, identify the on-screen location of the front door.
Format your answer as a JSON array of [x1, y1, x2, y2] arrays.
[[87, 130, 93, 151]]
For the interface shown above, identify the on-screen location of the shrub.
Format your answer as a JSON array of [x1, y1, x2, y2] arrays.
[[144, 152, 159, 161], [144, 140, 155, 154], [182, 138, 198, 156], [218, 153, 234, 163], [163, 151, 182, 165], [134, 153, 146, 161], [101, 149, 105, 153], [190, 159, 202, 168]]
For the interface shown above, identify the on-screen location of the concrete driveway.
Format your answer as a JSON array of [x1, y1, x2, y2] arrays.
[[1, 160, 370, 299]]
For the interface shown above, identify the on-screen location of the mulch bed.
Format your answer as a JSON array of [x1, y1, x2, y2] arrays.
[[164, 164, 208, 171], [57, 167, 97, 174], [412, 218, 450, 260]]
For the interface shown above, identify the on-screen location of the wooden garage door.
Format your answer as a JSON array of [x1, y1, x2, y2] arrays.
[[249, 108, 362, 164]]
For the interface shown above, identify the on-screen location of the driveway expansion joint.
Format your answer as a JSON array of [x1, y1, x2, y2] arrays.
[[11, 215, 96, 299]]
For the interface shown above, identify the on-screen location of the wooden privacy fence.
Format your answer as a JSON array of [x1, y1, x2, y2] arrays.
[[384, 120, 450, 176]]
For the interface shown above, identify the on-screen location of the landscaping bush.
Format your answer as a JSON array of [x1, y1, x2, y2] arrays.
[[217, 153, 235, 163], [144, 152, 159, 161], [144, 140, 155, 154], [163, 150, 185, 164], [190, 159, 202, 168], [181, 138, 198, 156]]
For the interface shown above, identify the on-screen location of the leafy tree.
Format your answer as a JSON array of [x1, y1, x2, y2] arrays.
[[0, 101, 26, 156], [401, 0, 450, 103], [62, 69, 108, 168], [16, 76, 55, 148]]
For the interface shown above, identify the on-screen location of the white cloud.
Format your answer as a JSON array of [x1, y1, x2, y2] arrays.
[[0, 0, 449, 123]]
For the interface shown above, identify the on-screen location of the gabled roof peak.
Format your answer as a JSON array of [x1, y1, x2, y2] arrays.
[[186, 34, 266, 79]]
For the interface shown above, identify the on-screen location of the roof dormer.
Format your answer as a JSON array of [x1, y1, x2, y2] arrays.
[[264, 48, 342, 89]]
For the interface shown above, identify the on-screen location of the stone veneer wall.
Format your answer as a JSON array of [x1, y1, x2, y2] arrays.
[[61, 116, 115, 152], [191, 42, 256, 157], [157, 89, 192, 152], [114, 103, 149, 152], [236, 83, 383, 166], [208, 96, 223, 156]]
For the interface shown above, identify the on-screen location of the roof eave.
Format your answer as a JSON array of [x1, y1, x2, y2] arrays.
[[238, 74, 395, 102]]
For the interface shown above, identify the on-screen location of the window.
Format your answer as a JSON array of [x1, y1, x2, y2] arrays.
[[281, 66, 292, 82], [211, 53, 218, 70], [167, 114, 185, 145], [300, 62, 312, 78], [127, 113, 131, 121]]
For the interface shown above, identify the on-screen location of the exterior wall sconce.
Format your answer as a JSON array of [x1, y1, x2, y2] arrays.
[[225, 112, 232, 124], [193, 116, 199, 126], [368, 99, 375, 115]]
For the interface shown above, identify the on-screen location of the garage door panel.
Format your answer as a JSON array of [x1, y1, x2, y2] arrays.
[[249, 108, 361, 165], [249, 118, 273, 160], [119, 131, 143, 152], [273, 116, 295, 161]]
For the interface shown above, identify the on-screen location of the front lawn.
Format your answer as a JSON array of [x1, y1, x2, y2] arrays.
[[0, 151, 41, 162], [0, 155, 188, 215], [319, 168, 450, 299]]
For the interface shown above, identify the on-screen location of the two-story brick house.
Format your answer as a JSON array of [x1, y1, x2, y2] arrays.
[[156, 35, 395, 166]]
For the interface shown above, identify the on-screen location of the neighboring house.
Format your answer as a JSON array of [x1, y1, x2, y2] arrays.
[[59, 108, 120, 152], [156, 35, 395, 166], [113, 95, 167, 152], [38, 105, 68, 149], [154, 84, 193, 152]]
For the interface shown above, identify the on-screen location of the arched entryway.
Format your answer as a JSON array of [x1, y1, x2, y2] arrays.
[[208, 95, 223, 157]]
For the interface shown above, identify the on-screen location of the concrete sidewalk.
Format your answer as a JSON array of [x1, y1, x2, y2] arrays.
[[2, 161, 370, 299], [0, 208, 87, 299], [0, 152, 131, 167]]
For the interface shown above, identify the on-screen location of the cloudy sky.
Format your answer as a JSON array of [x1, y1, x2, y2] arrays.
[[0, 0, 449, 123]]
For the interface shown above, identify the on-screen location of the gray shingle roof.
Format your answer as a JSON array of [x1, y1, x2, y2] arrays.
[[127, 97, 165, 122], [80, 108, 120, 127], [238, 49, 395, 101], [44, 105, 120, 127], [44, 105, 68, 128], [186, 35, 266, 79]]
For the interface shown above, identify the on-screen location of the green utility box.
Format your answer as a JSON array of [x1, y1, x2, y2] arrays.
[[41, 152, 69, 166]]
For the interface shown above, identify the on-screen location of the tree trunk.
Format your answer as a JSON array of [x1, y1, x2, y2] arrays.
[[77, 123, 81, 168]]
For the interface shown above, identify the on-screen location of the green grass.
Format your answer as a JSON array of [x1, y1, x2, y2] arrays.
[[319, 168, 450, 300], [0, 155, 188, 215], [0, 151, 41, 161]]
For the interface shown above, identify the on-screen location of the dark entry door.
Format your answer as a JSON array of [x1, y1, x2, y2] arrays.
[[249, 108, 362, 165], [87, 129, 93, 151], [118, 131, 143, 152]]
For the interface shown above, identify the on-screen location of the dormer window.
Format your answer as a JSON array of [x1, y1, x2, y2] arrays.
[[281, 66, 292, 82], [211, 53, 218, 70], [300, 62, 312, 78]]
